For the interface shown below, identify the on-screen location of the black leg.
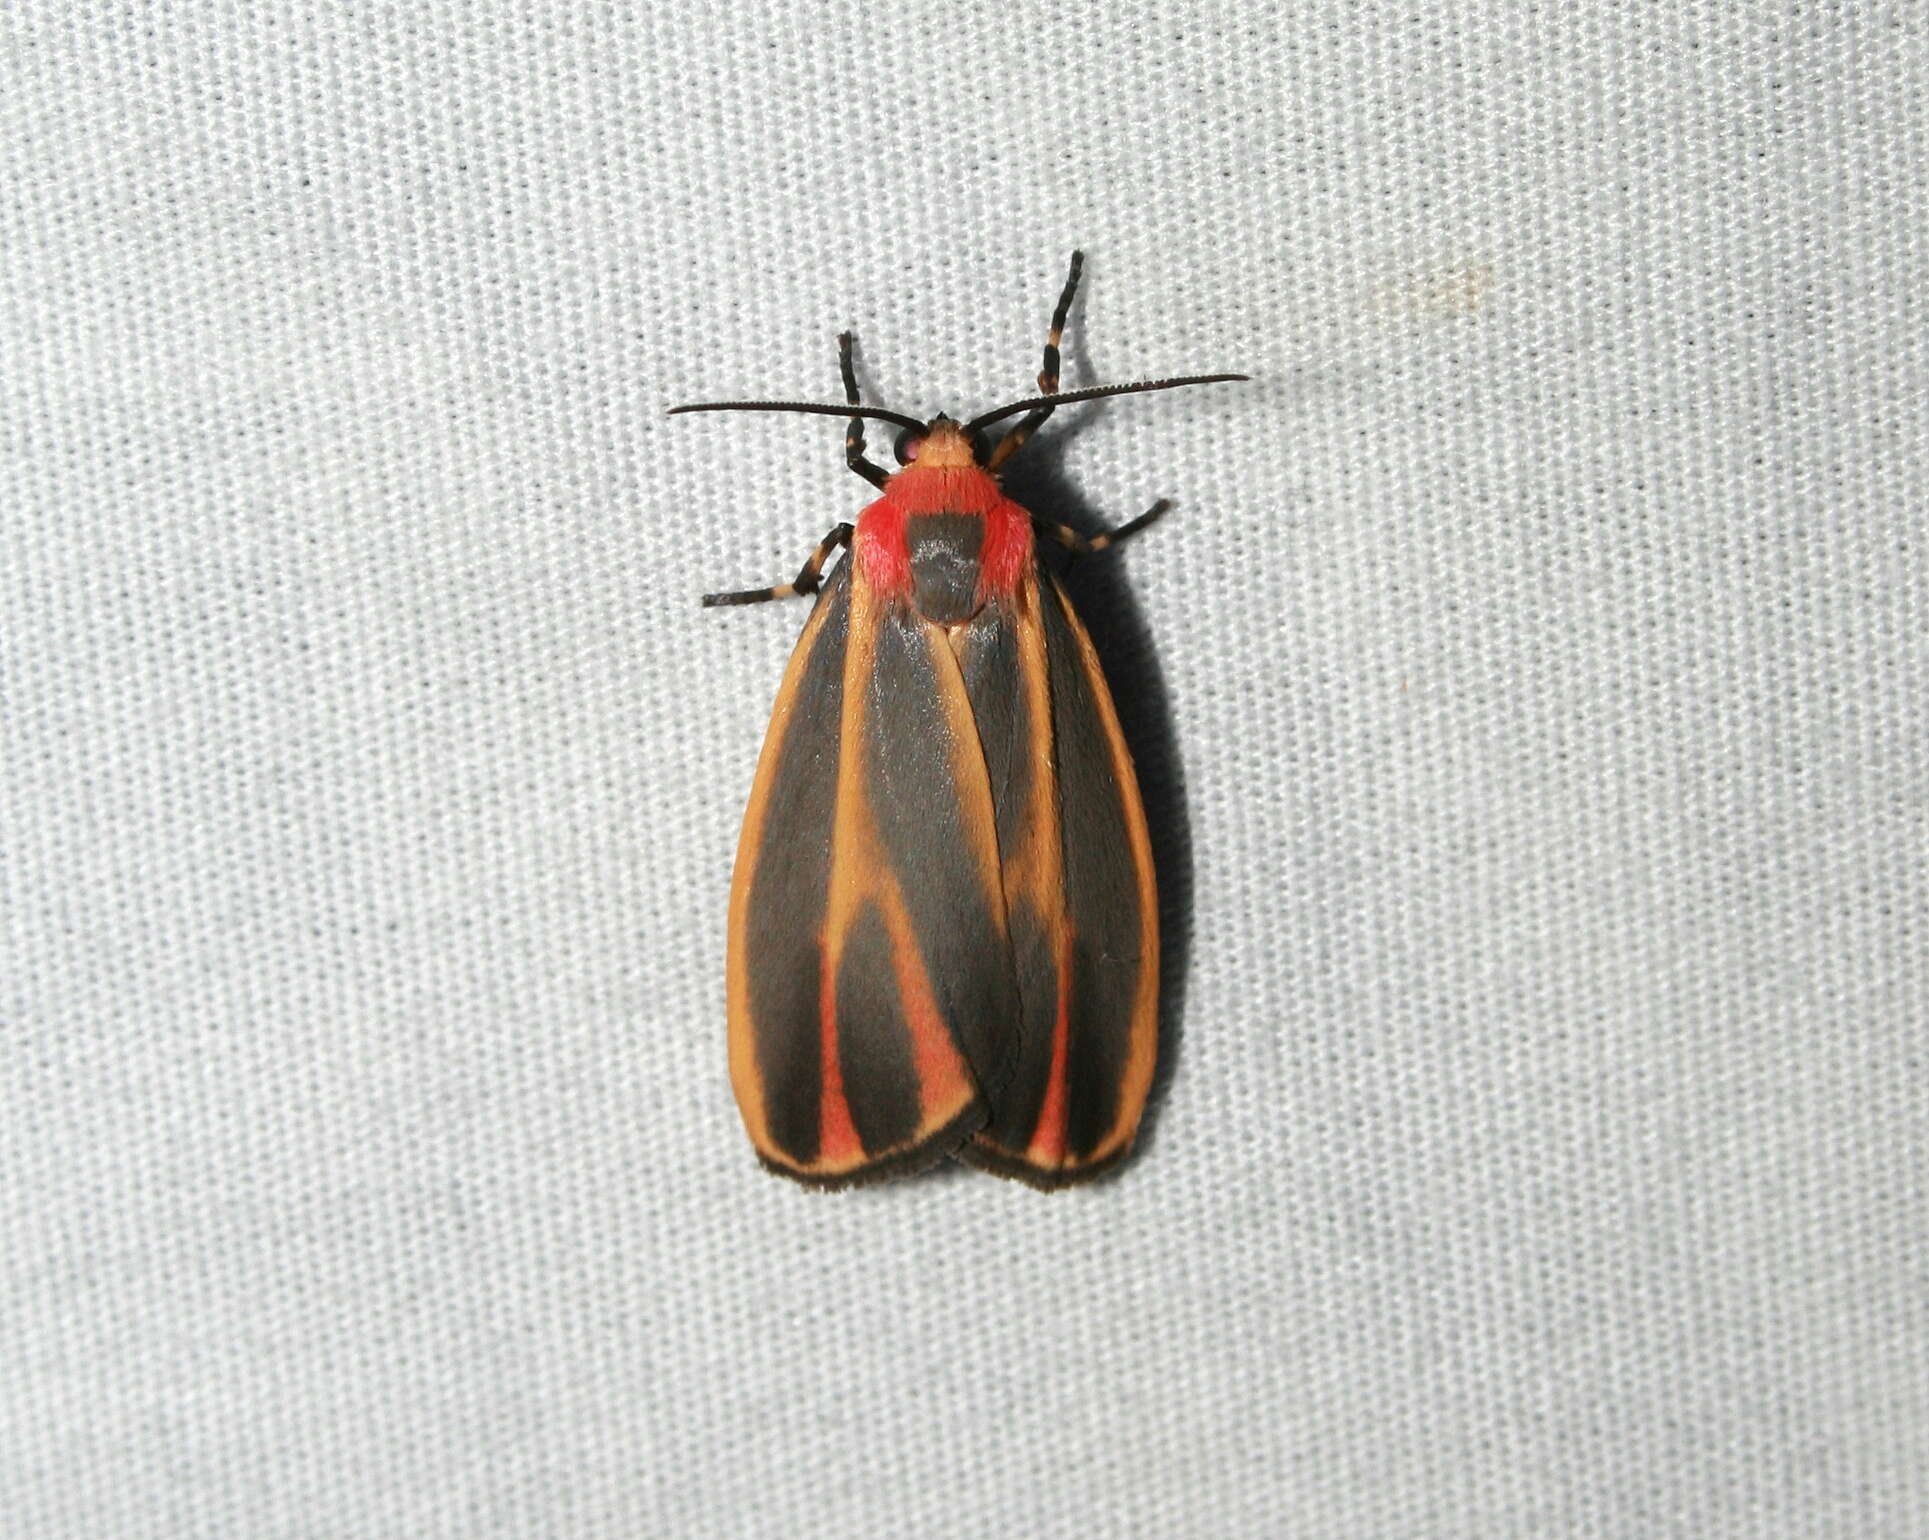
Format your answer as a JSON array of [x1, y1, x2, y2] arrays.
[[1033, 499, 1171, 557], [703, 523, 854, 607], [988, 250, 1084, 471], [840, 332, 890, 489]]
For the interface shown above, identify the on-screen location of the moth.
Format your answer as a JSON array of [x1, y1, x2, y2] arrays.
[[676, 253, 1243, 1186]]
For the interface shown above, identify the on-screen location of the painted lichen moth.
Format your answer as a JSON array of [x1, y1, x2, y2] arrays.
[[674, 252, 1244, 1188]]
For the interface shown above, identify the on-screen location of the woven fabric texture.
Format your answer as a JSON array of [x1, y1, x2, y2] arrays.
[[5, 4, 1925, 1535]]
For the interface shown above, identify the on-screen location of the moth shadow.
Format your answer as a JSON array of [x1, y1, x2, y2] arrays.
[[1000, 430, 1193, 1179]]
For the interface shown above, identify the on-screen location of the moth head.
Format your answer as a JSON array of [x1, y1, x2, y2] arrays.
[[892, 415, 988, 469]]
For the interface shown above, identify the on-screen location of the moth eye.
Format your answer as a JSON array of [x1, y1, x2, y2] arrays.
[[892, 429, 923, 465], [969, 432, 990, 463]]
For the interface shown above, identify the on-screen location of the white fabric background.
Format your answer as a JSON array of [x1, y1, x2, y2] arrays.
[[4, 4, 1925, 1535]]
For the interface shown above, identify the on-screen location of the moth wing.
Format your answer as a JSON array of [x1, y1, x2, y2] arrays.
[[726, 560, 1021, 1185], [957, 566, 1160, 1186]]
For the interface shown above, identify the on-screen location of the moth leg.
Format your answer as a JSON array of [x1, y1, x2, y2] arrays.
[[840, 332, 890, 490], [702, 523, 854, 607], [988, 250, 1085, 471], [1033, 499, 1172, 558]]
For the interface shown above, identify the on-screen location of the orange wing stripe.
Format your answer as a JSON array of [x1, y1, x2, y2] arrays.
[[883, 885, 976, 1124], [815, 957, 863, 1168], [1024, 931, 1074, 1167]]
